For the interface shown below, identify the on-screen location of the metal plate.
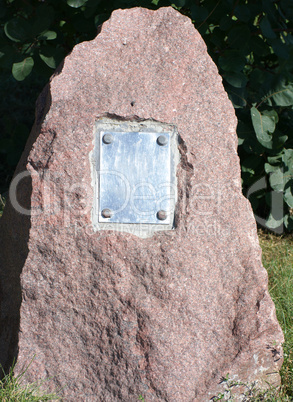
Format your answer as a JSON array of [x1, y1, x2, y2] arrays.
[[98, 131, 172, 224]]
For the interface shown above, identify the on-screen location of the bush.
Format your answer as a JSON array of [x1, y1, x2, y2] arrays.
[[191, 0, 293, 233], [0, 0, 292, 231]]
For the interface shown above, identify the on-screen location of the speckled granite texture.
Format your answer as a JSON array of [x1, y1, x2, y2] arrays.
[[0, 7, 283, 401]]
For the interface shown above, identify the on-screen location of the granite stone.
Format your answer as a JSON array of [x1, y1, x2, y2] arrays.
[[0, 7, 283, 401]]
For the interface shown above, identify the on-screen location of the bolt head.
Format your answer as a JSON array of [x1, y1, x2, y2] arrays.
[[101, 208, 113, 218], [103, 134, 113, 144], [157, 135, 168, 146], [157, 210, 167, 221]]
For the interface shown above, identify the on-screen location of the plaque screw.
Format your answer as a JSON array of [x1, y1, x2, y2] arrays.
[[157, 210, 167, 220], [157, 135, 168, 146], [101, 208, 113, 218], [103, 134, 113, 144]]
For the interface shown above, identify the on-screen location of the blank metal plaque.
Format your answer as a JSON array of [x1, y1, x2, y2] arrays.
[[98, 131, 172, 224]]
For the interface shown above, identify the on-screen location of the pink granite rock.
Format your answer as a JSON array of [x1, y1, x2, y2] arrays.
[[0, 7, 283, 401]]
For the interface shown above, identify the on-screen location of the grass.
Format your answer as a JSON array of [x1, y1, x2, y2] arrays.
[[0, 360, 61, 401], [213, 378, 291, 401], [212, 230, 293, 401], [259, 231, 293, 400], [0, 195, 5, 218]]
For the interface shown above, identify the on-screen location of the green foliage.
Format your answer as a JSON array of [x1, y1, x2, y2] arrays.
[[12, 57, 34, 81], [0, 0, 293, 232], [186, 0, 293, 233], [0, 359, 61, 400]]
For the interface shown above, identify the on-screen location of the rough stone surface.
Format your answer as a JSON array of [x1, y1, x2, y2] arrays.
[[0, 7, 284, 401]]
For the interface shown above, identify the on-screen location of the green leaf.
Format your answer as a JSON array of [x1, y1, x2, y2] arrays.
[[219, 50, 246, 72], [271, 38, 289, 60], [273, 132, 288, 149], [241, 165, 255, 175], [280, 0, 293, 21], [31, 6, 54, 37], [191, 5, 208, 24], [219, 15, 233, 31], [224, 72, 247, 88], [67, 0, 88, 8], [227, 25, 250, 49], [266, 212, 284, 229], [250, 107, 277, 147], [12, 57, 34, 81], [39, 53, 56, 68], [267, 155, 282, 164], [34, 5, 55, 34], [265, 190, 284, 227], [282, 149, 293, 176], [264, 109, 279, 124], [269, 80, 293, 107], [284, 214, 293, 231], [241, 155, 262, 176], [209, 28, 225, 48], [38, 31, 57, 40], [283, 149, 293, 164], [172, 0, 186, 7], [265, 163, 279, 174], [83, 0, 101, 17], [94, 14, 109, 27], [260, 16, 276, 39], [249, 36, 271, 57], [226, 85, 247, 108], [234, 5, 251, 22], [39, 46, 64, 69], [284, 183, 293, 208], [237, 121, 254, 144], [263, 0, 279, 24], [269, 168, 285, 191], [4, 18, 32, 42]]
